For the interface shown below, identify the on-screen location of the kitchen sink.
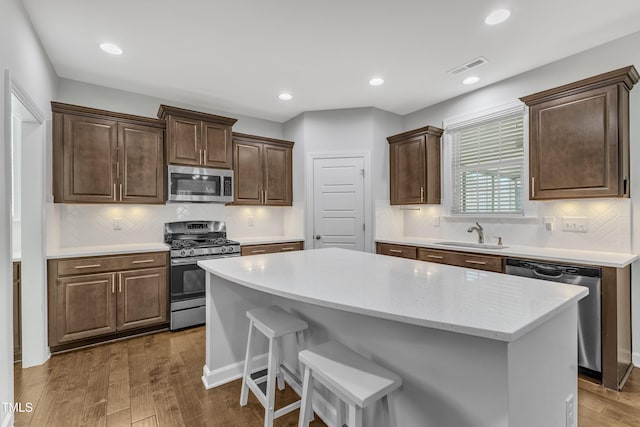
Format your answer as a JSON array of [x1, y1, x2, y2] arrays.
[[435, 241, 508, 250]]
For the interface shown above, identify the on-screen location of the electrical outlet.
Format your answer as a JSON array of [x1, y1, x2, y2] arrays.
[[565, 394, 575, 426], [561, 217, 588, 233], [543, 216, 555, 231], [113, 218, 122, 230], [248, 216, 255, 227]]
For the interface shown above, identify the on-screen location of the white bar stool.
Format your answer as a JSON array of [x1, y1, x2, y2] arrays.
[[298, 341, 402, 427], [240, 305, 309, 427]]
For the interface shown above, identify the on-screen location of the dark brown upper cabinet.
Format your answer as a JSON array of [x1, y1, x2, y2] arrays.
[[232, 133, 293, 206], [521, 66, 638, 200], [158, 104, 237, 169], [52, 102, 165, 204], [387, 126, 443, 205]]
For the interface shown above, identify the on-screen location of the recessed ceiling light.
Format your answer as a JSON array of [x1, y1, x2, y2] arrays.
[[485, 9, 511, 25], [278, 93, 292, 101], [369, 77, 384, 86], [99, 42, 123, 55], [463, 76, 480, 85]]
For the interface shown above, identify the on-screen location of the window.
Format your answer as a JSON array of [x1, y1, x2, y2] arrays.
[[447, 108, 525, 215]]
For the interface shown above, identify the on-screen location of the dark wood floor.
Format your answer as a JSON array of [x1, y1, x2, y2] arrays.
[[13, 326, 640, 426], [14, 327, 326, 426]]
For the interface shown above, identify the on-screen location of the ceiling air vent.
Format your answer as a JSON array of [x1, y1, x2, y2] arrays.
[[448, 57, 489, 75]]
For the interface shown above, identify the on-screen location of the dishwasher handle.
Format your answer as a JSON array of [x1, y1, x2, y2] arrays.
[[533, 267, 563, 279]]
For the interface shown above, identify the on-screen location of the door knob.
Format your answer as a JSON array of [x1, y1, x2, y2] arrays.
[[315, 235, 321, 240]]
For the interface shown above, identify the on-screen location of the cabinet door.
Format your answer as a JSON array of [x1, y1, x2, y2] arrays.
[[167, 115, 201, 166], [530, 85, 622, 199], [263, 143, 292, 206], [62, 114, 118, 202], [118, 123, 164, 203], [390, 136, 426, 205], [202, 121, 232, 169], [117, 268, 168, 331], [54, 273, 117, 344], [233, 141, 263, 204]]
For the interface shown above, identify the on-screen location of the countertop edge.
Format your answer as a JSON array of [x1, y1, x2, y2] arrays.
[[47, 244, 170, 259], [234, 237, 305, 245], [376, 238, 638, 268]]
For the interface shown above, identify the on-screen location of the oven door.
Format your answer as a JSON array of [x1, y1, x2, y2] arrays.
[[170, 258, 208, 302], [170, 255, 239, 301]]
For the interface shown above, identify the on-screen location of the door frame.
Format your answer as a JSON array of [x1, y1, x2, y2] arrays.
[[305, 151, 372, 252]]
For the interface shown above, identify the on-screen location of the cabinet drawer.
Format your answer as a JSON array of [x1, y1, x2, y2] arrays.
[[241, 241, 304, 256], [56, 252, 168, 276], [376, 243, 417, 260], [13, 262, 20, 282], [418, 248, 504, 273]]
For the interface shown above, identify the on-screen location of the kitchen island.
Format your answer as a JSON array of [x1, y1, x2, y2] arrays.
[[199, 248, 587, 427]]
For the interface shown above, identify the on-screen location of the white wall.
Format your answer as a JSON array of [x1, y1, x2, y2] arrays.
[[0, 0, 57, 424], [397, 30, 640, 365], [283, 107, 402, 251], [57, 78, 284, 139]]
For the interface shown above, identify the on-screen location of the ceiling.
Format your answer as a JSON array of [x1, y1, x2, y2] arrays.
[[21, 0, 640, 122]]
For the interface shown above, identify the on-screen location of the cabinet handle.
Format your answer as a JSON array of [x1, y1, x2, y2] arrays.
[[531, 177, 535, 198], [281, 247, 295, 251], [427, 255, 444, 259], [199, 149, 202, 165], [113, 183, 117, 201], [264, 190, 267, 204], [119, 184, 123, 201], [203, 149, 207, 164], [251, 250, 266, 254], [132, 259, 155, 264], [75, 264, 101, 269], [116, 161, 119, 178], [466, 260, 487, 265], [118, 273, 122, 293], [420, 187, 425, 202], [389, 249, 403, 253], [112, 273, 115, 294]]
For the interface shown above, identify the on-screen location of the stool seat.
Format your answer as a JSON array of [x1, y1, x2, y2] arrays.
[[299, 341, 401, 408], [247, 305, 309, 338]]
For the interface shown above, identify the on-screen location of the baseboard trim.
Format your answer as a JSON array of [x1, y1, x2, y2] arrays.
[[201, 353, 268, 390], [632, 352, 640, 367], [1, 411, 13, 427]]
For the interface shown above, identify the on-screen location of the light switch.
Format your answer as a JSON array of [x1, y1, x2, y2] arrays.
[[543, 216, 555, 231], [248, 216, 255, 227], [113, 217, 122, 230]]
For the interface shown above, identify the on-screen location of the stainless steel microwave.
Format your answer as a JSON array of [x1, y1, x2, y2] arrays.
[[167, 165, 233, 203]]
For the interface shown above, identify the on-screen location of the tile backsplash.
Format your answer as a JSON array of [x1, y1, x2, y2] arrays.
[[376, 198, 632, 253], [47, 202, 304, 250]]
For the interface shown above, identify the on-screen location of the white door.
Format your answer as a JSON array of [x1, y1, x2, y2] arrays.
[[312, 157, 365, 250]]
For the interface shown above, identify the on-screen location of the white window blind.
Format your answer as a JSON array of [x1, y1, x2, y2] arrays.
[[449, 113, 524, 215]]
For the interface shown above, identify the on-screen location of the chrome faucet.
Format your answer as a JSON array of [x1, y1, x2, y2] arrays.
[[467, 222, 484, 244]]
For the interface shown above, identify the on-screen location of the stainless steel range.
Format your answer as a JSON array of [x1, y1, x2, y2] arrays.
[[164, 221, 240, 330]]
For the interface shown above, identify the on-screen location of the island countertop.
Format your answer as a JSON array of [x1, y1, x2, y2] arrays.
[[198, 247, 587, 342]]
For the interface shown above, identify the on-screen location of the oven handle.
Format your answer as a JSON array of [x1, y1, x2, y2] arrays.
[[171, 254, 240, 266]]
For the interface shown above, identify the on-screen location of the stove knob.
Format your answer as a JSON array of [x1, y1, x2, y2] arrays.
[[189, 249, 196, 256], [180, 249, 186, 257], [220, 246, 227, 253]]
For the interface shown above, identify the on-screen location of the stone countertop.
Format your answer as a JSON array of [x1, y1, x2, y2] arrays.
[[376, 237, 638, 268], [232, 236, 305, 245], [199, 247, 587, 342], [47, 242, 169, 259]]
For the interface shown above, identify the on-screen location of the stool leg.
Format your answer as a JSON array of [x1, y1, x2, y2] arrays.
[[382, 393, 397, 427], [296, 330, 306, 379], [264, 337, 277, 427], [336, 399, 346, 427], [298, 366, 314, 427], [240, 320, 256, 406], [348, 404, 363, 427], [275, 338, 285, 391]]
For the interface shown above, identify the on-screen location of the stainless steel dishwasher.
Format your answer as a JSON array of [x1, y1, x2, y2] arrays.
[[505, 258, 601, 375]]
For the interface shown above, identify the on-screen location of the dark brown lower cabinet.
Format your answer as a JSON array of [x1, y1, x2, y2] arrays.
[[241, 241, 304, 256], [13, 262, 21, 362], [48, 252, 169, 352]]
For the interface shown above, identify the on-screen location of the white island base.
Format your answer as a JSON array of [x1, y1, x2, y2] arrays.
[[200, 249, 584, 427]]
